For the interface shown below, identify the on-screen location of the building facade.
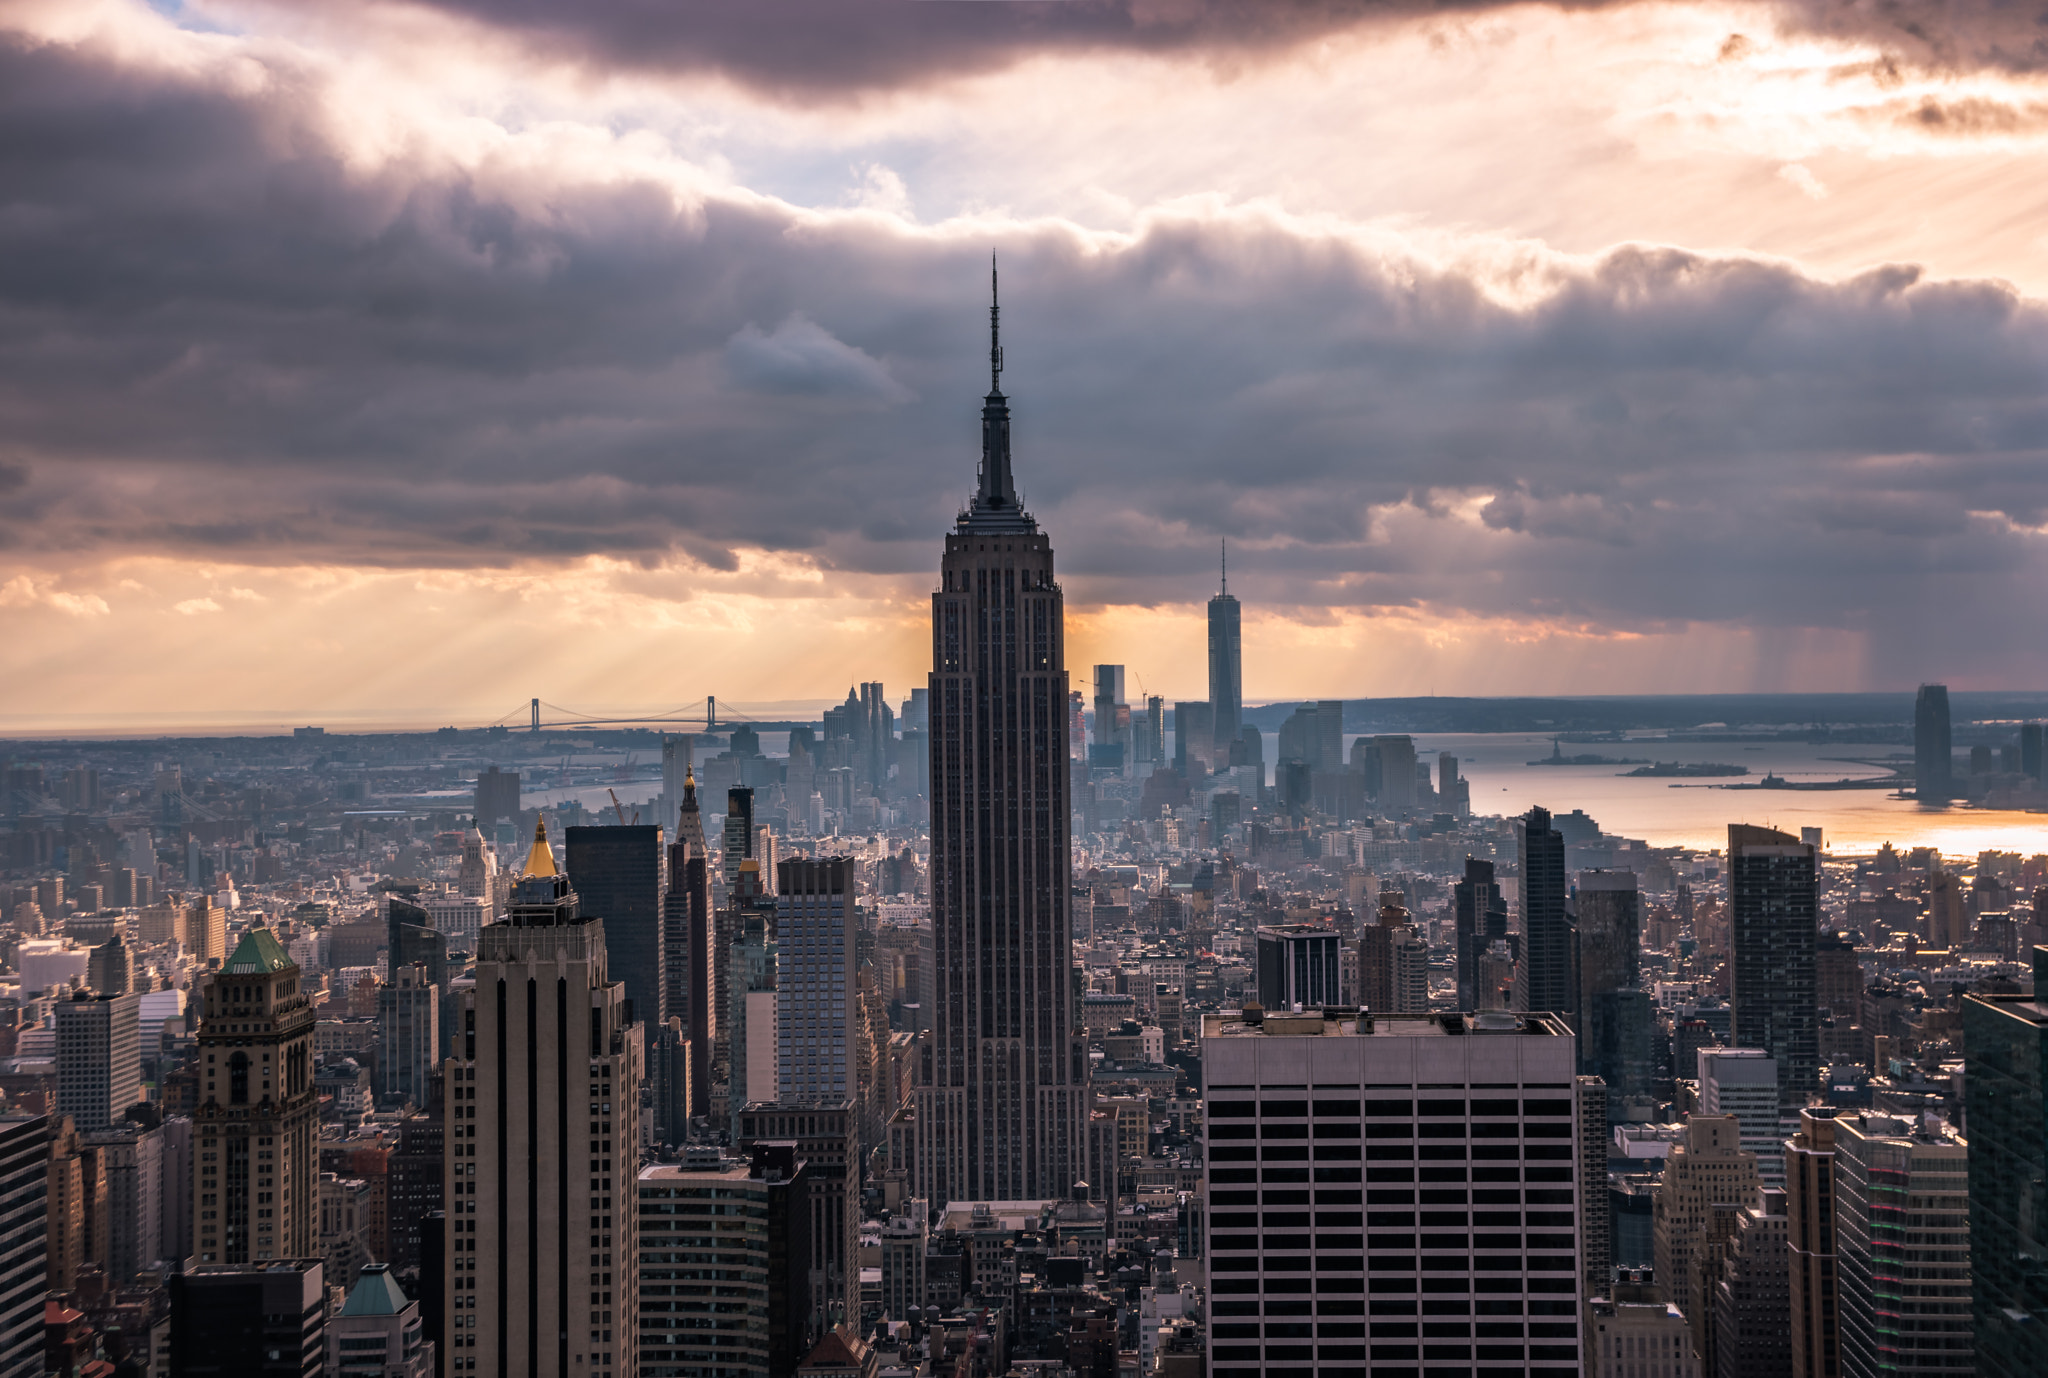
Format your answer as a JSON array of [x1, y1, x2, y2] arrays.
[[1962, 956, 2048, 1378], [1515, 808, 1573, 1017], [0, 1115, 47, 1378], [1652, 1115, 1760, 1357], [1201, 1008, 1585, 1377], [1453, 858, 1508, 1010], [1784, 1110, 1841, 1378], [169, 1259, 326, 1377], [442, 817, 642, 1378], [1727, 825, 1819, 1120], [55, 991, 141, 1132], [1832, 1114, 1971, 1378], [638, 1148, 813, 1378], [567, 824, 669, 1029], [193, 929, 318, 1265], [1208, 552, 1242, 754], [917, 273, 1083, 1208], [1913, 685, 1952, 801], [377, 965, 440, 1110], [776, 859, 858, 1106]]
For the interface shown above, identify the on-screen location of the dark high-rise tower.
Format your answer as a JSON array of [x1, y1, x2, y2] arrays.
[[1453, 856, 1508, 1009], [1513, 806, 1574, 1017], [566, 824, 668, 1027], [1208, 540, 1242, 755], [1915, 683, 1953, 801], [917, 265, 1082, 1207], [1576, 869, 1656, 1120], [666, 772, 713, 1119], [1729, 824, 1818, 1120]]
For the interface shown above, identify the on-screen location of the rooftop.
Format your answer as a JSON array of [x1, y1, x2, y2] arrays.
[[1201, 1009, 1566, 1038], [221, 927, 294, 975], [338, 1263, 410, 1318]]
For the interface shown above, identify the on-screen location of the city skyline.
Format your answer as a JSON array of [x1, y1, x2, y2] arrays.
[[4, 2, 2044, 1373]]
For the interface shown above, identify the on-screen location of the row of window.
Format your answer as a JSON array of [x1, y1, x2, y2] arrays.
[[1212, 1322, 1578, 1338], [1211, 1232, 1576, 1251], [1209, 1097, 1573, 1118]]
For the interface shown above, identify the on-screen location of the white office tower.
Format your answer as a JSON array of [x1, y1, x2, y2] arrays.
[[443, 818, 641, 1378], [55, 991, 141, 1131], [1696, 1048, 1784, 1186], [775, 858, 858, 1105], [1202, 1008, 1585, 1377]]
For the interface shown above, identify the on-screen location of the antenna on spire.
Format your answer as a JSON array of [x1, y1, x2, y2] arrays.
[[1221, 537, 1228, 596], [990, 253, 1004, 394]]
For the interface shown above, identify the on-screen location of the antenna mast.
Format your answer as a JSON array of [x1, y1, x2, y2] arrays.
[[990, 254, 1004, 393], [1221, 537, 1227, 596]]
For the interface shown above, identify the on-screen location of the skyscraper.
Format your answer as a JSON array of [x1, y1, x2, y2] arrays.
[[1091, 665, 1127, 767], [1202, 1007, 1586, 1376], [657, 734, 696, 834], [1454, 857, 1508, 1010], [1914, 683, 1953, 801], [1653, 1115, 1760, 1361], [1208, 542, 1242, 754], [0, 1113, 48, 1378], [722, 786, 754, 891], [1173, 701, 1214, 774], [1784, 1110, 1840, 1378], [475, 766, 520, 824], [1576, 869, 1656, 1120], [1698, 1047, 1784, 1185], [566, 823, 668, 1028], [193, 929, 318, 1265], [1832, 1114, 1971, 1378], [1254, 924, 1342, 1011], [1371, 733, 1417, 813], [917, 268, 1082, 1208], [775, 858, 858, 1106], [378, 964, 440, 1109], [665, 774, 714, 1121], [1728, 824, 1818, 1120], [55, 991, 140, 1131], [445, 816, 641, 1378], [1515, 807, 1574, 1017], [1962, 948, 2048, 1378]]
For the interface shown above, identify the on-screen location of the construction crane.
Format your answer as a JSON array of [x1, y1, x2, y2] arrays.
[[607, 788, 629, 826]]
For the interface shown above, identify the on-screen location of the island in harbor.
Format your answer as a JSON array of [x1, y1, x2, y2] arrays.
[[1623, 761, 1749, 777], [1528, 740, 1650, 767]]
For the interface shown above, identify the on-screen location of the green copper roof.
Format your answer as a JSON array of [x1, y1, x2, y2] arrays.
[[338, 1264, 409, 1316], [221, 927, 294, 975]]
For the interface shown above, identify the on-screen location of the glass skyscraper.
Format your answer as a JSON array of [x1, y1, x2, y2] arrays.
[[1914, 683, 1953, 801], [1208, 541, 1242, 754], [1728, 824, 1819, 1119], [1513, 807, 1573, 1016], [1963, 947, 2048, 1378]]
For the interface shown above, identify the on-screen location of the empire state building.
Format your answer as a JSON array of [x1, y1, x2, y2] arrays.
[[917, 268, 1083, 1206]]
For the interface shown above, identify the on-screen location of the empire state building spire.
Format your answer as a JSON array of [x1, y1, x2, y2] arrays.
[[964, 256, 1032, 532]]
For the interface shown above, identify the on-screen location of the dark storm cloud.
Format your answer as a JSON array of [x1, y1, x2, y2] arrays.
[[252, 0, 2048, 93], [8, 24, 2048, 682]]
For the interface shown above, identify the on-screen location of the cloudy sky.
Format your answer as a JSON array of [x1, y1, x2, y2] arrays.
[[5, 0, 2048, 729]]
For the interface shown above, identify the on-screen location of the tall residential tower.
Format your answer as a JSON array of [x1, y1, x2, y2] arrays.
[[917, 267, 1083, 1207], [1208, 540, 1242, 755]]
